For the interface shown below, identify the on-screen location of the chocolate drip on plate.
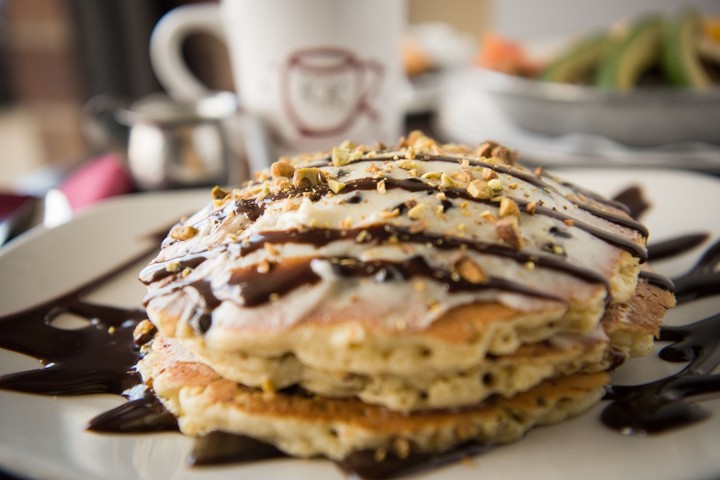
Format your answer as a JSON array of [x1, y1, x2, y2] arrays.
[[603, 311, 720, 435], [189, 431, 285, 466], [647, 233, 709, 262], [602, 237, 720, 435], [611, 185, 651, 220], [0, 246, 155, 396], [87, 389, 178, 433]]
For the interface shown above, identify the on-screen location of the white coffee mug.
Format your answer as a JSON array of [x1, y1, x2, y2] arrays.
[[151, 0, 407, 153]]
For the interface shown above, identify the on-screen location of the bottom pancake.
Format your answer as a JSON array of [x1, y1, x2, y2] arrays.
[[137, 333, 608, 461]]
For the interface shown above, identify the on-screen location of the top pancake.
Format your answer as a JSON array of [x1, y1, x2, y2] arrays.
[[140, 133, 649, 371]]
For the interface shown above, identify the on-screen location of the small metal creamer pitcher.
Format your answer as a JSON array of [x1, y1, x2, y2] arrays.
[[84, 92, 240, 190]]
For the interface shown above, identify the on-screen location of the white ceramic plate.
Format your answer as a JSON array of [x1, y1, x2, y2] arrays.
[[1, 170, 719, 480]]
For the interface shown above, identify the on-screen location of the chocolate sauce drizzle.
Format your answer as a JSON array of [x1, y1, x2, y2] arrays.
[[326, 176, 649, 260], [331, 153, 647, 237], [0, 180, 719, 478], [140, 223, 611, 309]]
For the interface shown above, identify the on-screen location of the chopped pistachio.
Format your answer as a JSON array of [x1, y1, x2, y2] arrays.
[[481, 168, 498, 181], [331, 147, 351, 166], [496, 216, 523, 249], [480, 210, 498, 223], [487, 178, 504, 192], [467, 180, 490, 199], [498, 197, 521, 218], [328, 178, 345, 193], [455, 257, 488, 284], [407, 203, 427, 220], [397, 159, 417, 170], [270, 160, 295, 179], [255, 183, 271, 201], [440, 173, 456, 189], [292, 167, 326, 189], [169, 225, 198, 241], [211, 185, 229, 200], [420, 171, 442, 181], [451, 169, 472, 185], [376, 179, 387, 194], [340, 139, 357, 150]]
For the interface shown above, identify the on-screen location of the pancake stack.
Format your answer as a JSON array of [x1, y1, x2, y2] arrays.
[[136, 132, 674, 463]]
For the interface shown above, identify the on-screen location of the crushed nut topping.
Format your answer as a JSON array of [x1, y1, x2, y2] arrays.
[[211, 185, 229, 201], [475, 141, 518, 165], [405, 145, 417, 159], [480, 210, 498, 223], [451, 168, 472, 185], [270, 159, 295, 179], [525, 201, 538, 215], [496, 216, 523, 249], [169, 225, 198, 241], [133, 319, 155, 344], [407, 203, 427, 220], [498, 197, 521, 218], [331, 147, 351, 166], [292, 167, 326, 189], [327, 178, 345, 194], [467, 180, 490, 199], [454, 256, 488, 284], [397, 159, 417, 170], [487, 178, 504, 193], [257, 259, 272, 274], [481, 167, 498, 181], [440, 173, 457, 189], [376, 179, 387, 194]]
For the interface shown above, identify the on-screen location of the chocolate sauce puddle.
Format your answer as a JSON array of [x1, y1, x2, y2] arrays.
[[601, 237, 720, 436], [0, 246, 154, 396], [1, 231, 719, 476]]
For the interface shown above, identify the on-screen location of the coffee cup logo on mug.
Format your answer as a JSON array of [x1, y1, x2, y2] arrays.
[[150, 0, 406, 155]]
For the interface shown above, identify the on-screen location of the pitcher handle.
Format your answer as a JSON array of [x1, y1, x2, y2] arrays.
[[150, 3, 224, 101]]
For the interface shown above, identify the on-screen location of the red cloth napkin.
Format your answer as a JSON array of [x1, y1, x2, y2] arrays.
[[59, 153, 134, 213]]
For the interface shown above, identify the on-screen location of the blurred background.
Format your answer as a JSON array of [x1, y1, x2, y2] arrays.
[[0, 0, 718, 240]]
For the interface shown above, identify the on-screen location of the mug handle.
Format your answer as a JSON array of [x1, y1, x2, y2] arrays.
[[150, 3, 224, 101]]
